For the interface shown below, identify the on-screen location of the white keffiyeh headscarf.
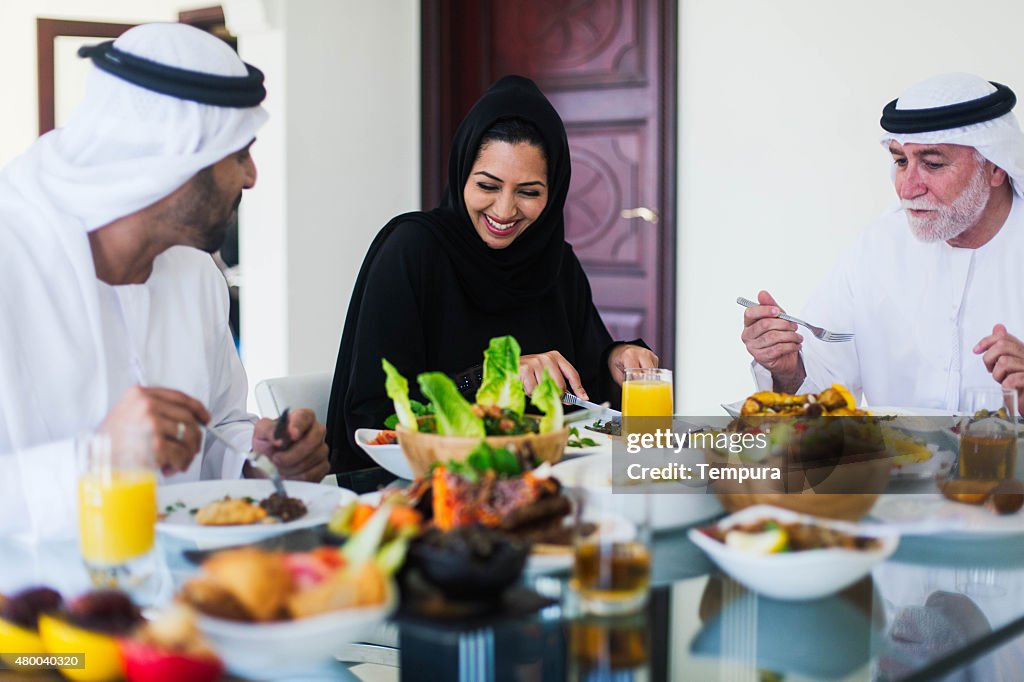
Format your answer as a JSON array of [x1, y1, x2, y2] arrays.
[[0, 22, 268, 460], [880, 73, 1024, 197]]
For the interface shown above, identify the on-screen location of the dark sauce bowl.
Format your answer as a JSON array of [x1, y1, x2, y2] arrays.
[[407, 525, 529, 601]]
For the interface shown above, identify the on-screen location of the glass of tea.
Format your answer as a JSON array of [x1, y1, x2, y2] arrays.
[[944, 387, 1018, 502], [569, 471, 652, 616]]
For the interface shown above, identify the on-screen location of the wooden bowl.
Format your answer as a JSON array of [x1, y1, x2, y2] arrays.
[[396, 415, 569, 478], [703, 450, 891, 521]]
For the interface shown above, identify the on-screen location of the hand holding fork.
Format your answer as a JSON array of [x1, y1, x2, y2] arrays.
[[738, 291, 853, 393]]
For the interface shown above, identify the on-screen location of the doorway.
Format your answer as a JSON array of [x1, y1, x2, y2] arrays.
[[421, 0, 678, 366]]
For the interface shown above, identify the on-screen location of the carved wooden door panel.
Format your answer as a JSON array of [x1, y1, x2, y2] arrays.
[[422, 0, 676, 365]]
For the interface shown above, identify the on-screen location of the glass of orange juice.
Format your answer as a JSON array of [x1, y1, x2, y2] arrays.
[[77, 429, 157, 594], [621, 368, 673, 436]]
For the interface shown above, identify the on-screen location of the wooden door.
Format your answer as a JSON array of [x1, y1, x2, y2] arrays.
[[422, 0, 677, 366]]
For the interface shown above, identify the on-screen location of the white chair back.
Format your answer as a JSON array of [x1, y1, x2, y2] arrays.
[[254, 372, 333, 422]]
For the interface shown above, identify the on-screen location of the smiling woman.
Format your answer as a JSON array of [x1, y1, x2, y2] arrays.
[[325, 76, 658, 473]]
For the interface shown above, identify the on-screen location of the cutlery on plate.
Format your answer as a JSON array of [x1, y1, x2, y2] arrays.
[[202, 422, 288, 498], [736, 297, 854, 343]]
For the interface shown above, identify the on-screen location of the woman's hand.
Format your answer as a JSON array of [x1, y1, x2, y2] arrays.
[[608, 344, 660, 385], [520, 351, 586, 398]]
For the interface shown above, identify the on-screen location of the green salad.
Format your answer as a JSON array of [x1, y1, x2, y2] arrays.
[[382, 335, 564, 437]]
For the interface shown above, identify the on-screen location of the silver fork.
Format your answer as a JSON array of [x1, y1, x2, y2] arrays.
[[736, 297, 854, 343]]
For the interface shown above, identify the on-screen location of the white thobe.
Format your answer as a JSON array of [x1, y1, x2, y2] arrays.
[[753, 195, 1024, 409], [0, 246, 253, 542]]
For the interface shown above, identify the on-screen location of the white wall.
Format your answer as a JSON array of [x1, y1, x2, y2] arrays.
[[230, 0, 420, 396], [8, 1, 1024, 416], [677, 0, 1024, 413]]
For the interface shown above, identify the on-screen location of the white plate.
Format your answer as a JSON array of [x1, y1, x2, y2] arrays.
[[689, 505, 899, 601], [889, 447, 954, 481], [355, 428, 414, 479], [550, 453, 722, 530], [157, 480, 355, 547], [869, 493, 1024, 537], [199, 585, 396, 678], [867, 405, 958, 433]]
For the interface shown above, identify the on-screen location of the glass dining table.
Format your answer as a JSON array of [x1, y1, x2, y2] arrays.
[[3, 490, 1024, 682]]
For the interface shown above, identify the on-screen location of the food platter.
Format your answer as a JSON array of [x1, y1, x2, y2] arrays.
[[157, 480, 355, 547]]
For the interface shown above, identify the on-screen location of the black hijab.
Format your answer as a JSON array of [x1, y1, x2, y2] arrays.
[[326, 76, 572, 465]]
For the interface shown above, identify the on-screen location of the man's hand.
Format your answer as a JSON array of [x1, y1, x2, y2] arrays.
[[607, 344, 660, 385], [520, 351, 586, 398], [741, 290, 806, 393], [100, 386, 210, 476], [974, 324, 1024, 413], [251, 408, 330, 482]]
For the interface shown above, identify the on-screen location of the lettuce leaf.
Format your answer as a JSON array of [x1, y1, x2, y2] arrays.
[[475, 335, 526, 417], [530, 369, 564, 433], [382, 359, 418, 431], [383, 400, 432, 429], [418, 372, 485, 437]]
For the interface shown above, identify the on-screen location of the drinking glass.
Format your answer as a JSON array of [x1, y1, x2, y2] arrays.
[[958, 387, 1017, 482], [568, 612, 650, 681], [77, 429, 157, 593], [570, 470, 652, 616], [621, 368, 673, 437]]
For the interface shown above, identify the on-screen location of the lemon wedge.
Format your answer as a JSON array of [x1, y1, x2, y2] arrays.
[[831, 383, 857, 411], [725, 527, 789, 554]]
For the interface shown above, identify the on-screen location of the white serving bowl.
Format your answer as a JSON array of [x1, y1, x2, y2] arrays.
[[355, 428, 414, 479], [551, 452, 722, 530], [197, 585, 396, 678], [688, 504, 899, 601]]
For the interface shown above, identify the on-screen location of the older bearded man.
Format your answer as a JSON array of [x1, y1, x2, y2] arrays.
[[0, 23, 329, 540], [742, 73, 1024, 413]]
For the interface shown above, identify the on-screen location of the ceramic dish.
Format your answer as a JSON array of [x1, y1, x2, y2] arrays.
[[869, 494, 1024, 537], [551, 452, 722, 531], [198, 586, 395, 678], [354, 428, 415, 479], [157, 480, 355, 547], [688, 504, 899, 601]]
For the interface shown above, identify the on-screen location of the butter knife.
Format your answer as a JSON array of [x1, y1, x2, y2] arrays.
[[203, 422, 288, 498], [562, 392, 622, 417]]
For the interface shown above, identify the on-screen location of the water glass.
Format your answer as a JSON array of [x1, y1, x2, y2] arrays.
[[77, 429, 157, 593], [570, 471, 652, 616]]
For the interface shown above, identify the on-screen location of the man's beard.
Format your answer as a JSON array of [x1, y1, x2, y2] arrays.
[[198, 193, 242, 254], [902, 166, 990, 242]]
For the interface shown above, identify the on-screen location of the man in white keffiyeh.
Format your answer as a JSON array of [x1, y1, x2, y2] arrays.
[[0, 23, 328, 540], [741, 73, 1024, 413]]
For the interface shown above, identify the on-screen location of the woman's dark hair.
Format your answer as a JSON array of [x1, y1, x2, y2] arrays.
[[476, 116, 547, 161]]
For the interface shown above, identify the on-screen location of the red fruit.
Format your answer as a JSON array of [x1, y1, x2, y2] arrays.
[[120, 638, 223, 682]]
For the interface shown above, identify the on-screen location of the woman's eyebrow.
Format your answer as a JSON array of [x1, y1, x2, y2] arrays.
[[516, 180, 546, 187], [474, 171, 503, 182]]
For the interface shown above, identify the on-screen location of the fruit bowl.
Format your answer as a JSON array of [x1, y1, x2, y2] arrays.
[[397, 415, 568, 478]]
